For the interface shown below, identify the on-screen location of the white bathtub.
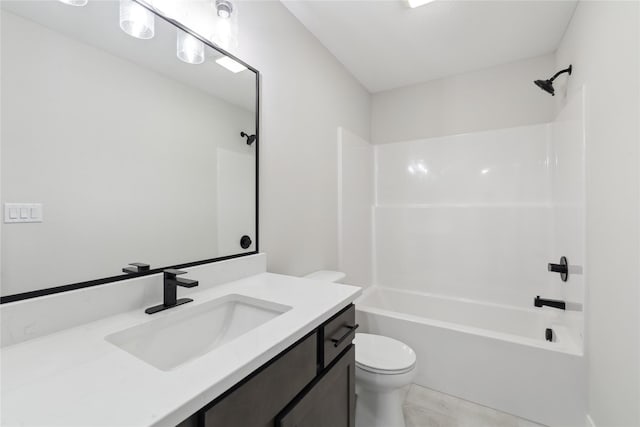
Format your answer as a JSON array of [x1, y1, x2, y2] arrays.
[[355, 287, 586, 427]]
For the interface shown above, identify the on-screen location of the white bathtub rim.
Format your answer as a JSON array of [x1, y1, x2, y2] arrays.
[[356, 287, 583, 356], [359, 285, 561, 315]]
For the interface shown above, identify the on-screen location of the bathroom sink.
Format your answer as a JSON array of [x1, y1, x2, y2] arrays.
[[106, 294, 291, 371]]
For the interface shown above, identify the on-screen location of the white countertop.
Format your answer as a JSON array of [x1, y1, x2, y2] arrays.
[[0, 272, 361, 427]]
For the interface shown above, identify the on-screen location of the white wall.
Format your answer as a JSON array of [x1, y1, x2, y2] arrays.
[[237, 2, 371, 277], [337, 127, 373, 287], [1, 11, 254, 294], [371, 53, 556, 144], [554, 2, 640, 426], [159, 1, 372, 278]]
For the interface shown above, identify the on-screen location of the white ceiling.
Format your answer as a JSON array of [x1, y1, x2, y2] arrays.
[[282, 0, 578, 93]]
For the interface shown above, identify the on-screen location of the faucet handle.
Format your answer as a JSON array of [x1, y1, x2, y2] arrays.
[[176, 277, 199, 288], [547, 256, 569, 282], [163, 268, 187, 277], [164, 269, 199, 288], [122, 262, 150, 274]]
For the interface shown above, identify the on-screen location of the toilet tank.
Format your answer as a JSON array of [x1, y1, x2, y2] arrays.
[[303, 270, 346, 283]]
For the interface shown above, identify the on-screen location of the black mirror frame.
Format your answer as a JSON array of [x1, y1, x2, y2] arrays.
[[1, 0, 260, 304]]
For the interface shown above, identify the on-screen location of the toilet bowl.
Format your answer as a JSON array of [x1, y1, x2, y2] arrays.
[[354, 333, 416, 427]]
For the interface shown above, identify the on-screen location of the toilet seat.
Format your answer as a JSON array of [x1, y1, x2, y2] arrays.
[[354, 333, 416, 375]]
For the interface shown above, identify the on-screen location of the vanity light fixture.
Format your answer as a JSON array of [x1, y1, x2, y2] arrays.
[[407, 0, 436, 8], [120, 0, 155, 40], [58, 0, 88, 6], [177, 30, 205, 65], [215, 0, 233, 19], [216, 56, 246, 73]]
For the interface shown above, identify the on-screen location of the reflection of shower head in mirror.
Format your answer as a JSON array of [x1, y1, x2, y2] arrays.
[[240, 131, 256, 146]]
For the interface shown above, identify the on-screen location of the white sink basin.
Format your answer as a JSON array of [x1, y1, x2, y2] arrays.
[[106, 294, 291, 371]]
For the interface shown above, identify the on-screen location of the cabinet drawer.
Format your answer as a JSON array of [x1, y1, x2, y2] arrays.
[[276, 345, 356, 427], [202, 332, 317, 427], [322, 304, 357, 368]]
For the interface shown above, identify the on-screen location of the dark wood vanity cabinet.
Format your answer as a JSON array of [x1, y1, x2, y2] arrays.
[[178, 304, 357, 427], [276, 345, 355, 427]]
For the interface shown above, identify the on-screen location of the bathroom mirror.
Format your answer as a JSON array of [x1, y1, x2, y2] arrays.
[[0, 0, 259, 301]]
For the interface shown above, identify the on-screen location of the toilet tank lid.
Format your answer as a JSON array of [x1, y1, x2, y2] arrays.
[[303, 270, 346, 283]]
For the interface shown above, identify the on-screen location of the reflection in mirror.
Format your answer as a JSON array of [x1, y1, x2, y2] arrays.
[[0, 1, 258, 299]]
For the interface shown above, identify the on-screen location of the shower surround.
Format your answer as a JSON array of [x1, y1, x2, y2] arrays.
[[375, 123, 556, 308], [338, 89, 586, 426]]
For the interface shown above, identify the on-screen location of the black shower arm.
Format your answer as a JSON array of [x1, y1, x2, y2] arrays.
[[550, 65, 572, 82]]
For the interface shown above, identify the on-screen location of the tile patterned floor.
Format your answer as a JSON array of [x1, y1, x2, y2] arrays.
[[402, 384, 546, 427]]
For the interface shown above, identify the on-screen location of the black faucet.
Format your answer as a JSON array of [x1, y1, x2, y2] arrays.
[[534, 295, 566, 310], [145, 269, 199, 314]]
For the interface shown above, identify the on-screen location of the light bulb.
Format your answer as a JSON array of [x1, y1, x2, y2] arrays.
[[120, 0, 155, 40], [177, 30, 205, 65], [58, 0, 88, 6]]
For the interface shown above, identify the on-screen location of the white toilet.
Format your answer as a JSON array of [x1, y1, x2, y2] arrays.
[[303, 271, 416, 427], [354, 333, 416, 427]]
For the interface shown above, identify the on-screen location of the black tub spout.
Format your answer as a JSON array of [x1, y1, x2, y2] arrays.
[[534, 296, 566, 310]]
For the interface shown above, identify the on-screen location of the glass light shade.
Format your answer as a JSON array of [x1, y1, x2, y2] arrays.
[[119, 0, 155, 40], [177, 30, 205, 65], [210, 0, 238, 50], [58, 0, 88, 6]]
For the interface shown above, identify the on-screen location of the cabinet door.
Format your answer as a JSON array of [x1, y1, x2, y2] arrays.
[[201, 332, 317, 427], [276, 345, 355, 427]]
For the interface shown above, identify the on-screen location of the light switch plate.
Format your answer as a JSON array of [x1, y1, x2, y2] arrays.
[[4, 203, 43, 223]]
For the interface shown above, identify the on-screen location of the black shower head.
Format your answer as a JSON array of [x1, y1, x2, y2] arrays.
[[240, 131, 256, 146], [533, 65, 572, 96], [534, 79, 555, 96]]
